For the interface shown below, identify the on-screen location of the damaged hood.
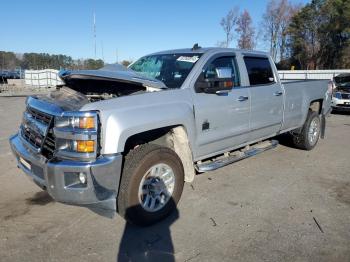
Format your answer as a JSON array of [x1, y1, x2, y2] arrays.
[[33, 87, 90, 111], [59, 64, 167, 90]]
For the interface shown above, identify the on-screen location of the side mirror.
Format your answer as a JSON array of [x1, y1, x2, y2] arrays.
[[195, 77, 233, 94], [195, 67, 234, 94]]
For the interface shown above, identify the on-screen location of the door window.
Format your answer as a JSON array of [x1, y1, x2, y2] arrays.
[[203, 56, 240, 87], [243, 57, 275, 86]]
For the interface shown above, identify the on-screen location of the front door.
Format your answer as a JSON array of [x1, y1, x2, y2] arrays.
[[193, 55, 251, 159]]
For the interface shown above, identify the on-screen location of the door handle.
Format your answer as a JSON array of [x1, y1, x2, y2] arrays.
[[273, 91, 283, 96], [237, 96, 249, 102]]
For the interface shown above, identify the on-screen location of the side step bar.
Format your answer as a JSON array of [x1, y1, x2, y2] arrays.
[[195, 140, 279, 173]]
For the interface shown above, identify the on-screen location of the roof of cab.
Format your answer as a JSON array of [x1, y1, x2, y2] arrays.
[[150, 47, 269, 56]]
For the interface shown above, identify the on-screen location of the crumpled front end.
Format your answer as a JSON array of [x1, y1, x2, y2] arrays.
[[9, 95, 123, 214]]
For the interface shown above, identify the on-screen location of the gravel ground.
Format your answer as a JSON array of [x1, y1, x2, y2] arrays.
[[0, 97, 349, 262]]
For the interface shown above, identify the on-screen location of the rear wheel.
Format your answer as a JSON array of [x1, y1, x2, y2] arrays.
[[117, 144, 184, 226], [292, 110, 321, 150]]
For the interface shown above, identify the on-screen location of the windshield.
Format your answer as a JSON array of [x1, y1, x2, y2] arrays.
[[129, 53, 202, 88]]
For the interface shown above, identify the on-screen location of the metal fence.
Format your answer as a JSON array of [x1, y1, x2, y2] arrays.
[[278, 70, 350, 80], [24, 69, 63, 87]]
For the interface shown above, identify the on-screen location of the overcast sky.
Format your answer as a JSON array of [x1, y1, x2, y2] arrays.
[[1, 0, 309, 63]]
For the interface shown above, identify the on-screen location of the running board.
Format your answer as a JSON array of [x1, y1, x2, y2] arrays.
[[195, 140, 279, 173]]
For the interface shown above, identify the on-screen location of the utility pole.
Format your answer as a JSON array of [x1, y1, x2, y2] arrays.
[[116, 48, 118, 63], [93, 11, 97, 59], [101, 41, 104, 62]]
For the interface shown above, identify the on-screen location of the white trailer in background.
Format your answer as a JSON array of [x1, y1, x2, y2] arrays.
[[279, 70, 350, 80], [24, 69, 64, 88]]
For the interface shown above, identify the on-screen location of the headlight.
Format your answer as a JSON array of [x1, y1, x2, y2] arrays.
[[79, 117, 95, 129], [54, 111, 99, 160], [55, 115, 97, 130]]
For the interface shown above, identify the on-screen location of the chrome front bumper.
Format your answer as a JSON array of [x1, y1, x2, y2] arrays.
[[332, 98, 350, 111], [9, 133, 123, 212]]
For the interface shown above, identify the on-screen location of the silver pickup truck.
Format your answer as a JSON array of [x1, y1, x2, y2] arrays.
[[9, 47, 332, 225]]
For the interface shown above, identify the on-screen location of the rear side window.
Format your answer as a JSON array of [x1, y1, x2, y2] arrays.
[[243, 57, 274, 86]]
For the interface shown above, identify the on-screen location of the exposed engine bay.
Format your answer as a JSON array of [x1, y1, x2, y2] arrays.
[[57, 78, 154, 102], [56, 65, 167, 102], [334, 73, 350, 93]]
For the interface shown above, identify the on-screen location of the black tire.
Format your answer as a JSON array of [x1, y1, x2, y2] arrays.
[[292, 110, 321, 150], [117, 144, 184, 226]]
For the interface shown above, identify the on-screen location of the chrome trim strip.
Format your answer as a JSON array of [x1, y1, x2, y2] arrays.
[[61, 111, 99, 117], [23, 112, 49, 137], [55, 150, 97, 161], [54, 128, 97, 140]]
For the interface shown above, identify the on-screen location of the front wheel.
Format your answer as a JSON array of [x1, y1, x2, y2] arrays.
[[117, 144, 184, 226], [292, 111, 321, 150]]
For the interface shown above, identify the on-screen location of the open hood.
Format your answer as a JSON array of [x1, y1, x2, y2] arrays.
[[59, 64, 167, 91], [32, 64, 170, 108]]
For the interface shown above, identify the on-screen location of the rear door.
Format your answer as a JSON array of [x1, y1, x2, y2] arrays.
[[243, 56, 283, 141], [193, 55, 250, 159]]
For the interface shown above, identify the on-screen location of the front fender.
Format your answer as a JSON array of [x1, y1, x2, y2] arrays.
[[103, 103, 195, 153], [80, 89, 196, 155]]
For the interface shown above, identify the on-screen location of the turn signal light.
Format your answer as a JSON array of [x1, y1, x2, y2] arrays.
[[224, 81, 233, 88], [79, 117, 95, 129], [77, 140, 95, 153]]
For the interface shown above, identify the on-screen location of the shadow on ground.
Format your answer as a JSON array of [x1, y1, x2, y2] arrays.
[[274, 133, 296, 148], [331, 110, 350, 116], [25, 191, 53, 206], [117, 200, 179, 262]]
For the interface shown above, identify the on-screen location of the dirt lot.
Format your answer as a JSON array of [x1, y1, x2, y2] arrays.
[[0, 97, 349, 262]]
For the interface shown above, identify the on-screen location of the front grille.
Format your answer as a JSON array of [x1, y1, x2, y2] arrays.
[[41, 130, 55, 159], [21, 106, 56, 159], [341, 93, 350, 99], [27, 106, 52, 125], [21, 126, 43, 148]]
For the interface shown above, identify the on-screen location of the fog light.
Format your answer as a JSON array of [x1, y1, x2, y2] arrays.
[[79, 172, 87, 184]]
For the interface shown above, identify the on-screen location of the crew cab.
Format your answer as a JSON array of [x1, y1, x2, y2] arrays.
[[9, 47, 332, 225]]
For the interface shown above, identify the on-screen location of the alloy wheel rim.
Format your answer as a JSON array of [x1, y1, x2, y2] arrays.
[[138, 163, 175, 212], [308, 117, 320, 146]]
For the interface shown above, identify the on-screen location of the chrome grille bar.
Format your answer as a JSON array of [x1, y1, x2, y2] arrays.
[[21, 106, 56, 159]]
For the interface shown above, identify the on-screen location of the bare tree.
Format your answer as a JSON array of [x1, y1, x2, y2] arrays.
[[279, 3, 301, 61], [220, 7, 239, 48], [262, 0, 299, 61], [235, 10, 255, 50]]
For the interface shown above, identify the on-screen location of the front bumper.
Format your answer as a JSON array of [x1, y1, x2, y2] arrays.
[[9, 133, 122, 211], [332, 98, 350, 111]]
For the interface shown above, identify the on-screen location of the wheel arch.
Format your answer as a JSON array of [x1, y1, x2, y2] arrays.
[[309, 99, 323, 114], [124, 125, 196, 183]]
